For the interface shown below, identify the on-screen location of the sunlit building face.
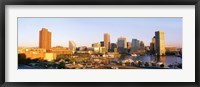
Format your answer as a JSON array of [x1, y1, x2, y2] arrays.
[[104, 33, 110, 52], [39, 28, 51, 52], [69, 41, 76, 53], [155, 31, 165, 55]]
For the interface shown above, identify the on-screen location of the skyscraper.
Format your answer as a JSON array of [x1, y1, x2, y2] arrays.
[[150, 36, 156, 54], [100, 41, 104, 47], [117, 36, 127, 52], [152, 36, 156, 51], [69, 40, 76, 53], [110, 43, 117, 52], [127, 42, 132, 49], [139, 41, 145, 49], [39, 28, 51, 52], [131, 39, 140, 52], [155, 31, 165, 55], [104, 33, 110, 53]]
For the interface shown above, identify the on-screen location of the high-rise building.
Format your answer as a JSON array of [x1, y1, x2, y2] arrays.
[[39, 28, 51, 52], [152, 36, 156, 51], [150, 36, 156, 54], [104, 33, 110, 53], [100, 41, 104, 47], [117, 36, 127, 52], [150, 42, 155, 53], [127, 42, 132, 49], [69, 40, 76, 53], [131, 39, 140, 52], [139, 41, 145, 49], [155, 31, 165, 55], [110, 43, 117, 52]]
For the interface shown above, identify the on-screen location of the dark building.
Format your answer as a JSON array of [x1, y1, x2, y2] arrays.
[[100, 41, 104, 47], [110, 43, 117, 52]]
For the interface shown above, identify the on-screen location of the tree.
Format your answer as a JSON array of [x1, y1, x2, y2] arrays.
[[144, 62, 149, 67], [137, 61, 143, 66], [58, 62, 65, 69], [18, 53, 26, 65], [69, 58, 75, 64]]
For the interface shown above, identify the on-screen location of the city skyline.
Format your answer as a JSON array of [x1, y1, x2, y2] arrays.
[[18, 18, 182, 48]]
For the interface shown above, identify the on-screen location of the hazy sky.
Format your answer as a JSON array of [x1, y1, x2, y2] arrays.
[[18, 17, 182, 48]]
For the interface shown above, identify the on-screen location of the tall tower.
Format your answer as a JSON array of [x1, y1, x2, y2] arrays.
[[39, 28, 51, 52], [131, 39, 139, 52], [104, 33, 110, 53], [155, 31, 165, 55], [117, 36, 127, 52], [152, 36, 156, 51], [69, 40, 76, 53]]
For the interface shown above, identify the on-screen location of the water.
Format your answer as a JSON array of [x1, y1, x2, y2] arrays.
[[110, 56, 182, 68]]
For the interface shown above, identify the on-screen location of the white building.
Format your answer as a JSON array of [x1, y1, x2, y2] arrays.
[[69, 40, 76, 53]]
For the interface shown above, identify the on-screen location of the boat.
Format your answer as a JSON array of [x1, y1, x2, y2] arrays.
[[131, 54, 137, 57]]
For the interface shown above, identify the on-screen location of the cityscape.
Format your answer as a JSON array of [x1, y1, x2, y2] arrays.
[[18, 18, 182, 69]]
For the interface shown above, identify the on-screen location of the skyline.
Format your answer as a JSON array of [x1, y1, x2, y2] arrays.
[[18, 18, 182, 48]]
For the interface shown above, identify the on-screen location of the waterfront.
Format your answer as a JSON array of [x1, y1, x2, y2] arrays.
[[18, 18, 182, 69], [109, 55, 182, 69]]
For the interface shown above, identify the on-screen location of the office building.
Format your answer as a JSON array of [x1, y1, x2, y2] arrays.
[[140, 41, 145, 49], [110, 43, 117, 52], [69, 40, 76, 53], [39, 28, 51, 52], [131, 39, 140, 52], [150, 36, 156, 54], [100, 41, 104, 47], [127, 42, 132, 49], [117, 36, 127, 52], [104, 33, 110, 53], [155, 31, 165, 55]]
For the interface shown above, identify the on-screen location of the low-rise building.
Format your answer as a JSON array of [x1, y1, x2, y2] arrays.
[[18, 48, 46, 60], [44, 53, 57, 61], [165, 47, 177, 52], [50, 46, 73, 55]]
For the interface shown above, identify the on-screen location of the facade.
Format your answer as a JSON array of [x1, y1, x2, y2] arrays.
[[104, 33, 110, 53], [139, 41, 145, 49], [150, 36, 156, 53], [131, 39, 140, 52], [18, 48, 46, 60], [69, 40, 76, 53], [127, 42, 132, 49], [78, 46, 87, 51], [110, 43, 117, 52], [150, 42, 155, 53], [92, 42, 101, 47], [18, 48, 57, 61], [93, 47, 100, 53], [50, 46, 73, 55], [117, 36, 127, 52], [155, 31, 165, 55], [39, 28, 51, 52], [44, 53, 57, 61], [99, 47, 105, 54], [165, 47, 177, 52], [152, 36, 156, 50], [150, 36, 156, 54], [100, 41, 104, 47]]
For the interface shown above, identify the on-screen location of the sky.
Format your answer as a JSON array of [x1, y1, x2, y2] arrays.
[[18, 17, 182, 48]]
